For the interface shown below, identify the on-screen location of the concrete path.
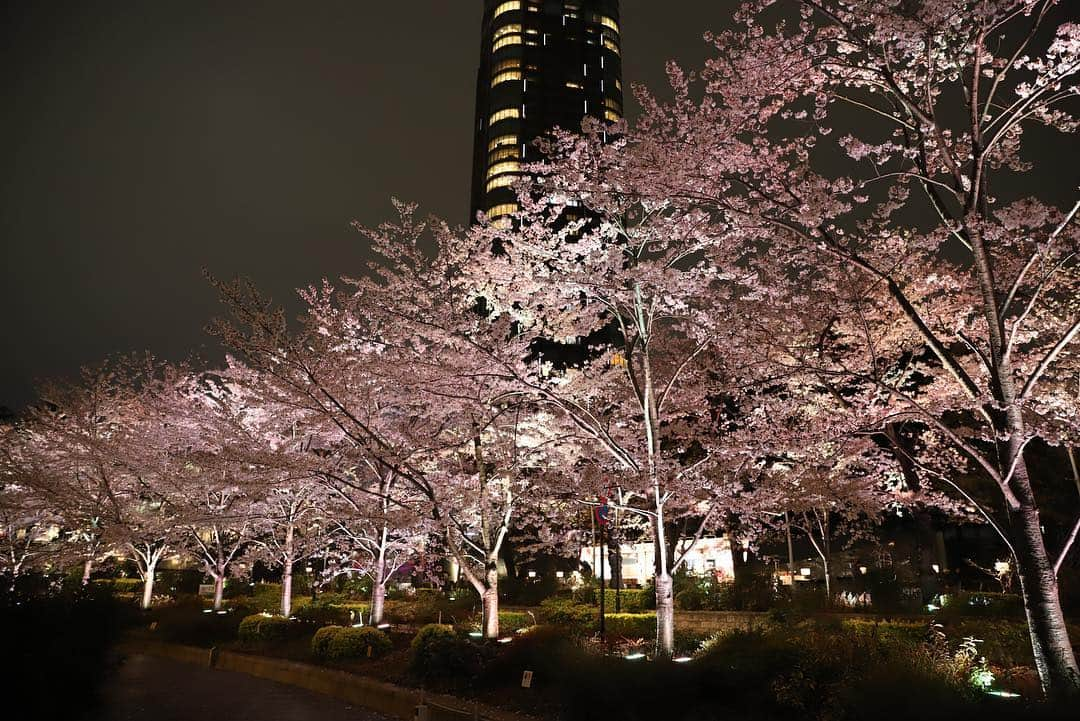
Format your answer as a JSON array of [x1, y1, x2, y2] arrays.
[[87, 652, 392, 721]]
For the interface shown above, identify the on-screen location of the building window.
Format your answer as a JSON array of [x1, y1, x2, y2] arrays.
[[603, 36, 620, 55], [487, 202, 518, 219], [492, 58, 521, 74], [489, 107, 521, 125], [494, 23, 522, 41], [489, 145, 520, 163], [494, 34, 523, 51], [486, 174, 517, 192], [488, 134, 518, 152], [605, 97, 622, 113], [595, 14, 620, 34], [486, 160, 522, 179], [492, 1, 521, 20], [491, 70, 523, 87], [604, 109, 621, 122], [565, 81, 582, 89]]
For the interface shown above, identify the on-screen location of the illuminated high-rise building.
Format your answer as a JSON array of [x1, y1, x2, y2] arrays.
[[469, 0, 624, 225]]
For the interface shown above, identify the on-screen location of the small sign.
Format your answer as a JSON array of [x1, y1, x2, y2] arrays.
[[521, 670, 533, 688], [594, 497, 610, 527], [198, 584, 215, 597]]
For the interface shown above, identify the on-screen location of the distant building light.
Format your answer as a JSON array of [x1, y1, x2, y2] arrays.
[[800, 568, 812, 577]]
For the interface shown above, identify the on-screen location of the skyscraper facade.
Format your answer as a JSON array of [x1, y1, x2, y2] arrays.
[[469, 0, 624, 225]]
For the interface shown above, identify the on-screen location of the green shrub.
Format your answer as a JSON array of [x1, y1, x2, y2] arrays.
[[497, 610, 534, 632], [939, 592, 1023, 618], [594, 588, 653, 612], [409, 624, 482, 684], [605, 613, 654, 639], [92, 577, 143, 594], [538, 598, 595, 634], [294, 601, 349, 627], [237, 613, 291, 643], [326, 626, 392, 661], [311, 625, 343, 659]]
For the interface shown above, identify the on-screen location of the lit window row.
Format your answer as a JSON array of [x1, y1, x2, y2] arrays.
[[489, 107, 521, 125], [605, 97, 622, 112], [492, 58, 520, 74], [488, 134, 518, 152], [486, 174, 517, 192], [605, 109, 621, 122], [487, 160, 522, 179], [492, 70, 523, 87], [595, 15, 619, 34], [494, 34, 522, 51], [487, 203, 519, 218], [494, 23, 521, 41], [603, 37, 620, 55], [492, 1, 520, 20], [489, 145, 520, 163]]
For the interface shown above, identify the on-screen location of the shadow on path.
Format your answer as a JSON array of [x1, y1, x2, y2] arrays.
[[85, 652, 392, 721]]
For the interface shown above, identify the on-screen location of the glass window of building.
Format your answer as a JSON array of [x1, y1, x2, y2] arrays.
[[489, 107, 522, 125], [492, 70, 523, 87], [486, 174, 517, 192], [494, 33, 523, 51], [492, 1, 521, 20], [488, 134, 518, 152], [487, 203, 519, 218], [486, 160, 522, 179]]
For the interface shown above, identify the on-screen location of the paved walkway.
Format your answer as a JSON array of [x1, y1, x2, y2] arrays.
[[87, 652, 392, 721]]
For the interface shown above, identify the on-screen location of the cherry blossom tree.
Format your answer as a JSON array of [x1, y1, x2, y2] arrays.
[[621, 0, 1080, 694], [461, 138, 764, 656]]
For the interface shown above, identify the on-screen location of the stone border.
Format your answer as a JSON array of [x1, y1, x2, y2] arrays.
[[120, 640, 540, 721]]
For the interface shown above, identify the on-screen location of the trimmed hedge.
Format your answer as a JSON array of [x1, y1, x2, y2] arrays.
[[605, 613, 655, 639], [311, 625, 343, 659], [593, 588, 654, 612], [325, 626, 392, 661], [238, 613, 291, 643], [538, 599, 595, 633], [410, 624, 482, 684], [497, 610, 535, 632]]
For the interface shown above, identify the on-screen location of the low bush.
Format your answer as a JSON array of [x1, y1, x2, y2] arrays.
[[606, 613, 654, 639], [409, 624, 483, 685], [92, 577, 143, 594], [237, 613, 291, 643], [594, 588, 654, 612], [538, 598, 595, 634], [293, 600, 350, 627], [311, 625, 343, 659], [497, 610, 535, 632], [939, 592, 1023, 618], [326, 626, 392, 661]]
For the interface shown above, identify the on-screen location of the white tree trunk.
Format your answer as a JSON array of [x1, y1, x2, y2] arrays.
[[483, 583, 500, 640], [213, 571, 225, 611], [81, 557, 94, 586], [141, 561, 157, 610], [370, 583, 386, 625], [655, 572, 674, 658], [281, 523, 295, 617]]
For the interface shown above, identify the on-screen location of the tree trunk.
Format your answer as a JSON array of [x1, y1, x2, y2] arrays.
[[141, 562, 157, 610], [281, 523, 295, 617], [371, 583, 386, 625], [81, 557, 94, 586], [655, 572, 674, 658], [1009, 461, 1080, 699], [213, 571, 225, 611], [482, 562, 500, 639], [370, 530, 389, 624]]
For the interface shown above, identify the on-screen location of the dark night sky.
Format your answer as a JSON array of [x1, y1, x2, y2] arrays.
[[0, 1, 739, 410]]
